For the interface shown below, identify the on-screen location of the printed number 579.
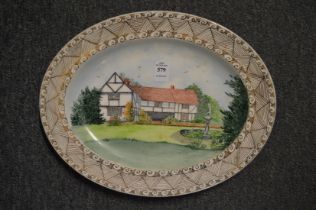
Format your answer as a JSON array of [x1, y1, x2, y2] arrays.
[[157, 67, 166, 72]]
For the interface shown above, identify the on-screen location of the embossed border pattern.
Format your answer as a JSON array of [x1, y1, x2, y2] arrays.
[[39, 11, 276, 197]]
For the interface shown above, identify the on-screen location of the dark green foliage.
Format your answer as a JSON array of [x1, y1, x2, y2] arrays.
[[181, 129, 223, 141], [182, 129, 204, 139], [221, 76, 248, 146], [185, 84, 223, 124], [71, 87, 105, 126]]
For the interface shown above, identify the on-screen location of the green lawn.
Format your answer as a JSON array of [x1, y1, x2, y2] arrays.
[[72, 123, 223, 149]]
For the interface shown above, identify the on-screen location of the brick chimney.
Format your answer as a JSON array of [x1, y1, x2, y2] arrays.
[[170, 85, 175, 89]]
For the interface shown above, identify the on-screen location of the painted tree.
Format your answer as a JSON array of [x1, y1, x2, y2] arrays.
[[71, 87, 105, 126], [221, 76, 248, 146], [119, 72, 141, 87], [185, 83, 223, 124], [123, 101, 133, 121], [207, 96, 223, 125]]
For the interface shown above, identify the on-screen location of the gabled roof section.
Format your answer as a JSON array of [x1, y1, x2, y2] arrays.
[[100, 72, 131, 93], [131, 86, 198, 105]]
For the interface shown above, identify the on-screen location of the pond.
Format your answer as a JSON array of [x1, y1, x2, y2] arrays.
[[84, 139, 221, 170]]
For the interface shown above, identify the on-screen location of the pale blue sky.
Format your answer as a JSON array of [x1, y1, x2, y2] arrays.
[[65, 38, 238, 120]]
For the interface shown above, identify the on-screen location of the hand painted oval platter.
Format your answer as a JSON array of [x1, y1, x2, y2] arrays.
[[39, 11, 276, 197]]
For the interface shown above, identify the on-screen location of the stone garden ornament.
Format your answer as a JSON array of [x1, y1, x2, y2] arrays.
[[39, 11, 276, 197]]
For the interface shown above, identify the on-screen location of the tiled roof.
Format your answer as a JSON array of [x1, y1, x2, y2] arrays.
[[131, 86, 198, 105]]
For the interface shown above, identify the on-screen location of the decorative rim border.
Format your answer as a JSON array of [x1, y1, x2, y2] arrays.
[[39, 11, 276, 197]]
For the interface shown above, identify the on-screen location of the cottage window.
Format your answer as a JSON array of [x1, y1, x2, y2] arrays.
[[169, 103, 175, 108], [141, 100, 148, 106], [182, 104, 189, 109], [148, 101, 155, 107], [108, 93, 120, 100], [162, 102, 169, 108], [155, 102, 162, 107], [107, 107, 122, 116]]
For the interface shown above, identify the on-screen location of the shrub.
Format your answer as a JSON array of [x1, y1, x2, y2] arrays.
[[181, 129, 224, 144], [162, 116, 177, 125], [188, 139, 206, 150], [137, 109, 152, 124], [181, 129, 204, 139], [123, 101, 133, 121], [108, 116, 121, 126], [193, 118, 204, 123], [211, 130, 223, 142]]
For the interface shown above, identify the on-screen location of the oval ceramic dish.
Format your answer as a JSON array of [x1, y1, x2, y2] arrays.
[[40, 11, 276, 197]]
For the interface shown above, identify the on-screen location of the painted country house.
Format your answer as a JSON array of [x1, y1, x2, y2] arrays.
[[99, 72, 198, 121]]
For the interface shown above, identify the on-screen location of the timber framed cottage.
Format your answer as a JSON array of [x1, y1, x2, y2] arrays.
[[99, 72, 198, 121]]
